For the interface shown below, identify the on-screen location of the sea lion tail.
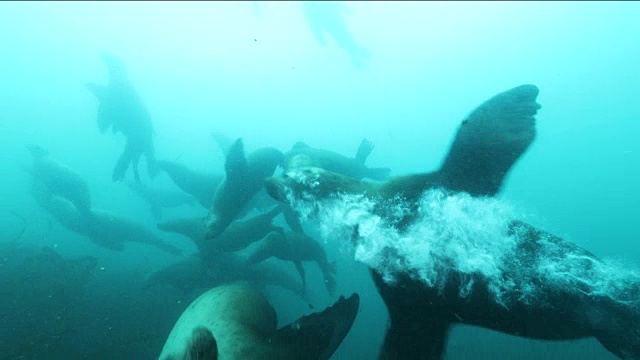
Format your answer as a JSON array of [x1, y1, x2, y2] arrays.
[[271, 293, 360, 360]]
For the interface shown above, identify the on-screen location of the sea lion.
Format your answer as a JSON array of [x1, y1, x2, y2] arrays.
[[205, 139, 284, 239], [284, 138, 391, 181], [157, 160, 224, 209], [32, 182, 181, 255], [158, 206, 283, 255], [146, 252, 307, 300], [248, 230, 336, 296], [158, 282, 359, 360], [126, 181, 197, 220], [86, 53, 157, 182], [26, 145, 92, 214], [82, 209, 182, 255], [264, 85, 640, 359]]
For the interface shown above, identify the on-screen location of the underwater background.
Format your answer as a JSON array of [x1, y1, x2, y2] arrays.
[[1, 1, 639, 359]]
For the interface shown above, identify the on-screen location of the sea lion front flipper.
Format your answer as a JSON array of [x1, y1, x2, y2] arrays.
[[355, 138, 375, 164], [293, 259, 307, 296], [271, 293, 360, 360], [438, 84, 540, 196], [282, 204, 305, 233]]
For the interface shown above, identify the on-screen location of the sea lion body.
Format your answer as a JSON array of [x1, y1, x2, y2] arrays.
[[248, 230, 336, 295], [157, 160, 223, 209], [86, 53, 157, 182]]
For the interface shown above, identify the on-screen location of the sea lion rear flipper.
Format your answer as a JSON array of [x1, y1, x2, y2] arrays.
[[271, 293, 360, 360], [113, 144, 135, 182], [355, 138, 375, 164], [438, 84, 540, 196]]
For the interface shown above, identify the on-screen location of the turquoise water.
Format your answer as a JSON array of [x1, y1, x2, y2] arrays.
[[1, 1, 639, 359]]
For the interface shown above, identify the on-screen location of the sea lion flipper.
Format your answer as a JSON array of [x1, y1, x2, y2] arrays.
[[355, 138, 375, 164], [224, 139, 248, 181], [272, 293, 360, 360], [293, 260, 307, 295], [85, 82, 107, 99], [439, 84, 540, 196]]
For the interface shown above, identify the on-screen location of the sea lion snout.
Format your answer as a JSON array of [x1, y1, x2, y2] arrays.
[[264, 176, 287, 202]]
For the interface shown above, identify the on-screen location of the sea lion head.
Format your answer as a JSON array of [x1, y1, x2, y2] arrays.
[[264, 167, 365, 205], [27, 144, 49, 159]]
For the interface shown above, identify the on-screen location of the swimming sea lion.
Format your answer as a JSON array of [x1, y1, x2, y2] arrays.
[[248, 230, 336, 296], [205, 139, 284, 239], [27, 145, 92, 214], [86, 53, 157, 182], [32, 183, 181, 255], [126, 181, 197, 220], [158, 282, 359, 360], [158, 206, 283, 255], [264, 84, 640, 359], [146, 251, 307, 300], [284, 138, 391, 181]]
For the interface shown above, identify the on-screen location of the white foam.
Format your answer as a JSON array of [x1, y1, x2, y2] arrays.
[[285, 186, 640, 308]]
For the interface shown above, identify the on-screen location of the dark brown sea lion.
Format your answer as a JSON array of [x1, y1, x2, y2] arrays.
[[262, 85, 640, 359]]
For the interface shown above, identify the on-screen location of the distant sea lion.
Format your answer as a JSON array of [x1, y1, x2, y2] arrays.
[[158, 282, 359, 360], [145, 252, 307, 300], [248, 230, 336, 296], [263, 85, 640, 359], [32, 182, 181, 256], [284, 138, 391, 181], [126, 181, 197, 220], [82, 209, 182, 255], [27, 145, 92, 214], [205, 139, 284, 239], [86, 53, 157, 182]]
